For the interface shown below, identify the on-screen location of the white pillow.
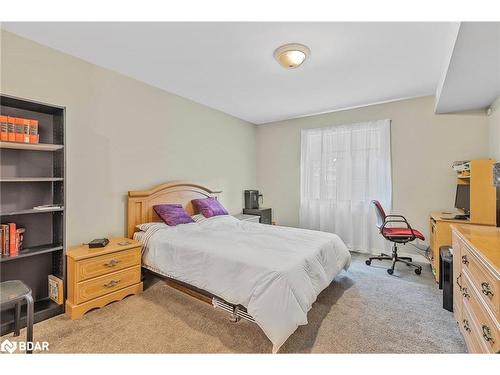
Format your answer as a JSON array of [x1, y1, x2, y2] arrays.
[[136, 222, 168, 232], [191, 214, 208, 223], [133, 231, 145, 242]]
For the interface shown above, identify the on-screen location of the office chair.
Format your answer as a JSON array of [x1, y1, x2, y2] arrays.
[[365, 200, 424, 275]]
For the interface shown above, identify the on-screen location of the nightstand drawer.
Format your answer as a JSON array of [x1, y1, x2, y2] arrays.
[[75, 265, 141, 304], [75, 247, 141, 282]]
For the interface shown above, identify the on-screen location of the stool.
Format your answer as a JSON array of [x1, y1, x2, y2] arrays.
[[0, 280, 34, 354]]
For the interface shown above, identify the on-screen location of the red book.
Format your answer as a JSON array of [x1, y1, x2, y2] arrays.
[[29, 119, 39, 144], [7, 116, 16, 142], [15, 118, 24, 143], [1, 224, 9, 256], [23, 118, 31, 143], [15, 228, 25, 253], [9, 223, 17, 256], [0, 226, 4, 255], [0, 115, 8, 141]]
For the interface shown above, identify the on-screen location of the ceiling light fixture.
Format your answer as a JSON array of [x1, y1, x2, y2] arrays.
[[274, 43, 310, 69]]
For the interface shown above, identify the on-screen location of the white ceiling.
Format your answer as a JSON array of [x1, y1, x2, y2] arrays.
[[2, 22, 456, 124], [435, 22, 500, 113]]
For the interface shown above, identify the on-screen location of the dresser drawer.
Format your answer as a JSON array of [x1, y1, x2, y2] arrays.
[[461, 298, 489, 353], [75, 266, 141, 304], [461, 242, 499, 319], [462, 271, 499, 353], [75, 247, 141, 282]]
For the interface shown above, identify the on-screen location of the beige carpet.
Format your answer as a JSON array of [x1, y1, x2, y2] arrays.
[[2, 253, 466, 353]]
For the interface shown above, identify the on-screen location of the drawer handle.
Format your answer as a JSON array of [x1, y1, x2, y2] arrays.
[[103, 279, 120, 288], [463, 319, 471, 333], [462, 287, 470, 300], [461, 255, 469, 265], [456, 274, 463, 291], [482, 325, 495, 345], [104, 259, 121, 267], [481, 282, 494, 298]]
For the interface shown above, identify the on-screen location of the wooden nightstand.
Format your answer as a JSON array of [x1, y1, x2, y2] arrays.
[[65, 238, 143, 319]]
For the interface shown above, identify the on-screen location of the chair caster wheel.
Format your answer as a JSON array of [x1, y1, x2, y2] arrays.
[[365, 260, 371, 266], [415, 268, 422, 275], [387, 269, 394, 275]]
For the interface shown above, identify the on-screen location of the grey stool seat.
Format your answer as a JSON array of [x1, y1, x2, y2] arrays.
[[0, 280, 34, 354]]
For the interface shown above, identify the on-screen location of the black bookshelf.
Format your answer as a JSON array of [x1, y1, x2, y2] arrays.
[[0, 94, 66, 335]]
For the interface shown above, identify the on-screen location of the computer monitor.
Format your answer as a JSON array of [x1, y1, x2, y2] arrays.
[[455, 184, 470, 215]]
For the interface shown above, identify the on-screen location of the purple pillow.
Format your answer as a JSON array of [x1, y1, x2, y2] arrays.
[[191, 197, 228, 218], [153, 204, 194, 226]]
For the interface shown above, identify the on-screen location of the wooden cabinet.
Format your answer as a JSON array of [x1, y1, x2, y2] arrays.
[[452, 225, 500, 353], [66, 238, 143, 319], [468, 160, 497, 226]]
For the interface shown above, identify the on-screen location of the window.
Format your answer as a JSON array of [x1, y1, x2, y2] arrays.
[[300, 119, 392, 252]]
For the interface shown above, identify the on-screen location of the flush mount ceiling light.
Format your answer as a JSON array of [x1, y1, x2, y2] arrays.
[[274, 43, 310, 69]]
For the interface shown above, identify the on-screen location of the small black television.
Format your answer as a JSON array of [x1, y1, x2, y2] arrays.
[[455, 184, 470, 215]]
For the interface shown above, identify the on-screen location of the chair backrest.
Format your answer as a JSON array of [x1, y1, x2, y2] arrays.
[[371, 200, 386, 229]]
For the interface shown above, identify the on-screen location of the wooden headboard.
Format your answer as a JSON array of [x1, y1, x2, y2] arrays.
[[127, 181, 221, 238]]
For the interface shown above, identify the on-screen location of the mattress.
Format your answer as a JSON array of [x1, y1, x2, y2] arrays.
[[138, 215, 351, 352]]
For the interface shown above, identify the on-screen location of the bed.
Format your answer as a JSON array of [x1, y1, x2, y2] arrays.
[[128, 182, 351, 352]]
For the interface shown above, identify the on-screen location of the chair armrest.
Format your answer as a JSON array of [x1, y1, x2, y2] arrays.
[[385, 214, 407, 220], [381, 215, 417, 241], [382, 218, 411, 229]]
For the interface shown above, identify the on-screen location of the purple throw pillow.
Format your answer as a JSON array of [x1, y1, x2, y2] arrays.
[[153, 204, 194, 226], [191, 197, 228, 218]]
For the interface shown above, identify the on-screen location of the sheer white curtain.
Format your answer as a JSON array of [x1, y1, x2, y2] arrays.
[[300, 119, 392, 253]]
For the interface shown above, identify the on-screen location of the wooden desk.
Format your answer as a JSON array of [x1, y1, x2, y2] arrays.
[[452, 225, 499, 353], [429, 159, 497, 282], [429, 212, 483, 282]]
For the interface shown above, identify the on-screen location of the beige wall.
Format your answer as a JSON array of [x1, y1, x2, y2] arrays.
[[1, 31, 257, 245], [256, 96, 490, 240], [488, 97, 500, 161]]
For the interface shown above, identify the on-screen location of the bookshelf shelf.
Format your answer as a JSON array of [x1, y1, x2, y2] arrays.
[[0, 141, 63, 151], [0, 177, 64, 182], [0, 207, 64, 216], [0, 243, 63, 263], [1, 93, 66, 334]]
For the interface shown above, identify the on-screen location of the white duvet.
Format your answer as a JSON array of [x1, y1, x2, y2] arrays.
[[139, 215, 351, 352]]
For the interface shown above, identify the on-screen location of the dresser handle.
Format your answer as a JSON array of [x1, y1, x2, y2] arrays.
[[103, 280, 120, 288], [463, 319, 471, 333], [456, 274, 463, 291], [462, 287, 470, 299], [104, 259, 121, 267], [461, 255, 469, 265], [482, 325, 495, 344], [481, 282, 494, 297]]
